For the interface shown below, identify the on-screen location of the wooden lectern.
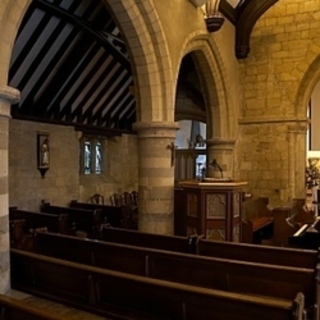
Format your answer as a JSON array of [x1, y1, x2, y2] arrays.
[[174, 180, 247, 242]]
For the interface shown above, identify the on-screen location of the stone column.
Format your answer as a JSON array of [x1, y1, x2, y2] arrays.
[[288, 122, 309, 200], [206, 138, 236, 179], [0, 86, 20, 293], [133, 121, 179, 234]]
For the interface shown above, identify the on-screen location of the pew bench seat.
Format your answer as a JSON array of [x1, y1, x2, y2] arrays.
[[241, 197, 274, 243], [0, 293, 72, 320], [251, 216, 273, 230]]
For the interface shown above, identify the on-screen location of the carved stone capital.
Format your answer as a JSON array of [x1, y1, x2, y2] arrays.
[[133, 121, 179, 139], [0, 86, 20, 104], [0, 86, 20, 119], [287, 121, 309, 134], [206, 137, 236, 150]]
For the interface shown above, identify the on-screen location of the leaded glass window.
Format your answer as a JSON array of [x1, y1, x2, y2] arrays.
[[84, 141, 92, 174], [80, 136, 104, 175], [95, 141, 102, 174]]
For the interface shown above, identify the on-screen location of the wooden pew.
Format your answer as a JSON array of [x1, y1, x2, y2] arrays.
[[197, 237, 318, 269], [40, 202, 101, 237], [29, 231, 316, 317], [241, 197, 273, 243], [10, 248, 304, 320], [69, 200, 125, 228], [0, 293, 72, 320], [99, 226, 318, 269], [9, 208, 69, 234], [99, 226, 198, 253]]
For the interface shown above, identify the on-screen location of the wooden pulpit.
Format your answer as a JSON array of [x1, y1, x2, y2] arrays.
[[174, 180, 247, 242]]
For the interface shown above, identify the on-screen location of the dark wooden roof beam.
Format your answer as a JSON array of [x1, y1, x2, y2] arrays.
[[96, 77, 133, 125], [235, 0, 279, 59], [56, 46, 112, 120], [220, 0, 237, 25], [35, 0, 131, 70], [45, 42, 101, 119], [79, 64, 127, 124], [69, 58, 119, 123], [102, 91, 134, 127], [9, 1, 63, 79]]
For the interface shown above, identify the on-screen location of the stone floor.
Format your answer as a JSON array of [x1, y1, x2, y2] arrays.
[[6, 289, 110, 319]]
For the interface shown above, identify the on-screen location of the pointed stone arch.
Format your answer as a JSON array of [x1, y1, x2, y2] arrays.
[[295, 54, 320, 118], [0, 0, 32, 85], [0, 0, 175, 124], [105, 0, 175, 124], [177, 32, 235, 140], [176, 32, 237, 178], [292, 54, 320, 198]]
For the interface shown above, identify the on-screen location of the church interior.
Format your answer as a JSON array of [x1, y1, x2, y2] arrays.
[[1, 0, 320, 319]]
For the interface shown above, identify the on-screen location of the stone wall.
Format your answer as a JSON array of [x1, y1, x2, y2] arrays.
[[238, 0, 320, 203], [9, 119, 138, 210]]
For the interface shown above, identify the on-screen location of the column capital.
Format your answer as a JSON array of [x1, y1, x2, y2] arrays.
[[206, 137, 236, 150], [0, 86, 20, 119], [133, 121, 179, 139], [0, 86, 20, 104], [287, 121, 309, 134]]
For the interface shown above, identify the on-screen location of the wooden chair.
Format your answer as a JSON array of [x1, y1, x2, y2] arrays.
[[131, 191, 138, 205], [110, 193, 123, 207], [90, 193, 104, 205]]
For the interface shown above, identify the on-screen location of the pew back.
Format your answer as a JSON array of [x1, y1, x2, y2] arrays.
[[69, 200, 124, 228], [33, 232, 316, 309], [9, 208, 69, 234], [10, 248, 299, 320], [100, 226, 318, 269], [197, 237, 318, 269], [40, 203, 101, 236], [99, 226, 197, 253]]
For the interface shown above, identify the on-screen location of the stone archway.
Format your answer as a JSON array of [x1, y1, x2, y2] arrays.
[[293, 55, 320, 199], [103, 0, 179, 234], [176, 33, 237, 178], [0, 0, 179, 291], [0, 0, 30, 294], [105, 0, 175, 123]]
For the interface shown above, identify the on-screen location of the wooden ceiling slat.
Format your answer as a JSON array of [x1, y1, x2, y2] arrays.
[[109, 95, 134, 124], [49, 18, 117, 120], [69, 57, 118, 123], [35, 0, 131, 70], [51, 42, 104, 119], [18, 1, 101, 115], [9, 2, 64, 82], [30, 1, 103, 118], [91, 72, 132, 124], [59, 50, 113, 121], [79, 63, 127, 124], [102, 90, 134, 127]]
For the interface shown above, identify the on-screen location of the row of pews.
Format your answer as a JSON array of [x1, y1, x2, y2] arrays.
[[8, 208, 320, 320], [9, 200, 135, 247]]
